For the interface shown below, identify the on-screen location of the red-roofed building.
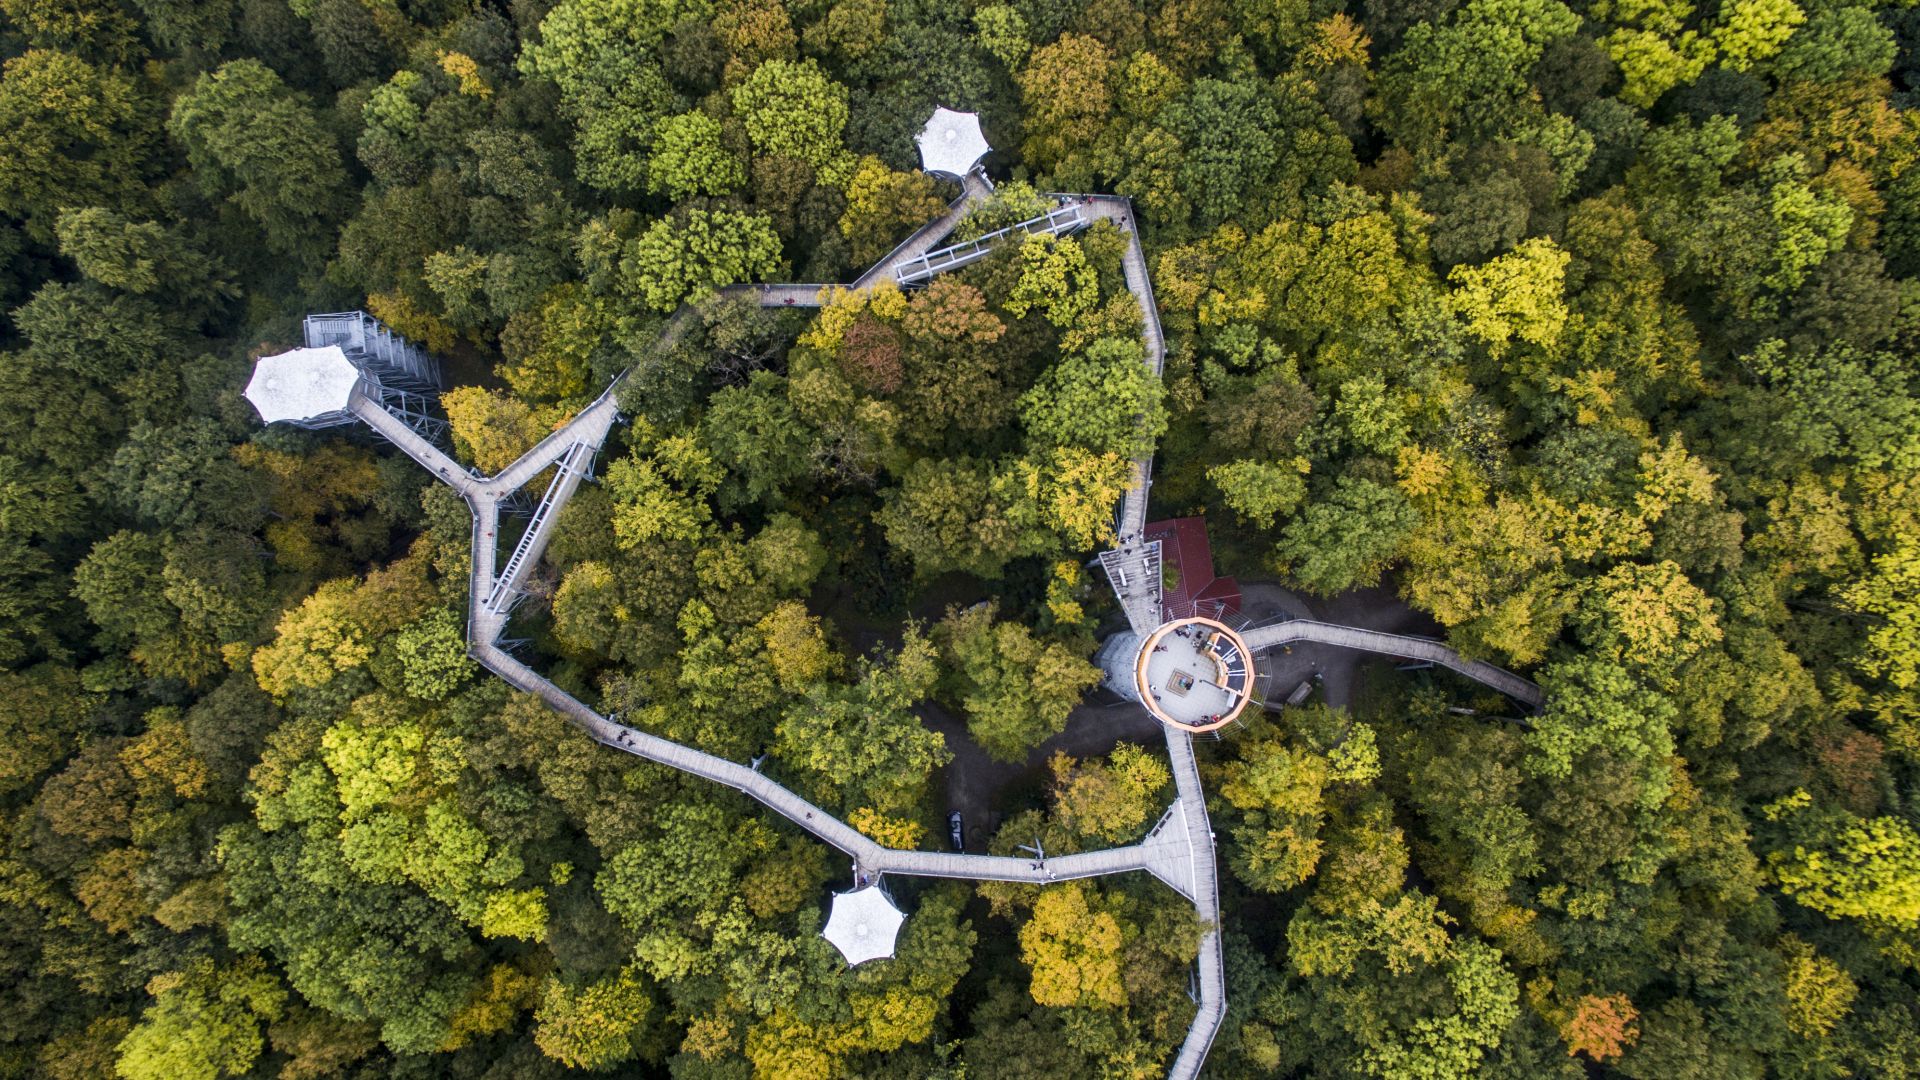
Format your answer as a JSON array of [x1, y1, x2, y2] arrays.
[[1144, 517, 1241, 621]]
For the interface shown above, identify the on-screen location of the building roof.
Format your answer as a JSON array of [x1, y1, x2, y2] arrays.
[[822, 885, 905, 965], [244, 345, 361, 423], [1145, 517, 1241, 618], [916, 107, 990, 179]]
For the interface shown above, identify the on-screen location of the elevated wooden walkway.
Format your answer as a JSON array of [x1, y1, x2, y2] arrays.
[[306, 178, 1465, 1080], [326, 180, 1228, 1080], [893, 203, 1090, 285], [1241, 620, 1545, 711]]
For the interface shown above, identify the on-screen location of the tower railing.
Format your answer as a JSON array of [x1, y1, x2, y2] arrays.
[[305, 311, 441, 389]]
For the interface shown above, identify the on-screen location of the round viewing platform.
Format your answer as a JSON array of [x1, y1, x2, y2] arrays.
[[1135, 617, 1254, 733]]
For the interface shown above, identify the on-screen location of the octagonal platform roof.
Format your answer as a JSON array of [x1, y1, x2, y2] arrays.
[[245, 346, 361, 424], [916, 107, 990, 179], [823, 884, 904, 966]]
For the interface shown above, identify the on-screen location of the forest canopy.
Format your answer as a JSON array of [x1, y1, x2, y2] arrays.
[[2, 0, 1920, 1077]]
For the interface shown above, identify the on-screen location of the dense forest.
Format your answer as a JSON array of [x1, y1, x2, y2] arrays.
[[4, 0, 1920, 1075]]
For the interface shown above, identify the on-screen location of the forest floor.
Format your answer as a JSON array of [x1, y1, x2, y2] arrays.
[[1245, 579, 1447, 712], [920, 696, 1162, 851]]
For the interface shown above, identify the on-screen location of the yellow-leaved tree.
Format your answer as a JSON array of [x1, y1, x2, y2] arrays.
[[1018, 882, 1128, 1008]]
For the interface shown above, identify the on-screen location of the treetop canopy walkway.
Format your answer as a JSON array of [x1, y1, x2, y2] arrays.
[[247, 109, 1542, 1080]]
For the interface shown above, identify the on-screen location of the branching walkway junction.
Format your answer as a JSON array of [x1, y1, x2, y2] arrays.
[[295, 166, 1544, 1080]]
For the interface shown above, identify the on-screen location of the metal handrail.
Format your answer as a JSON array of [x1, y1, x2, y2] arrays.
[[894, 204, 1090, 285], [484, 441, 589, 612]]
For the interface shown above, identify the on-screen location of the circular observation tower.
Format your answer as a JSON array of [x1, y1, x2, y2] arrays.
[[1100, 617, 1256, 733]]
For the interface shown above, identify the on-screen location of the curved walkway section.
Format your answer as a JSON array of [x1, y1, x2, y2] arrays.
[[471, 639, 1193, 885], [1240, 620, 1545, 712]]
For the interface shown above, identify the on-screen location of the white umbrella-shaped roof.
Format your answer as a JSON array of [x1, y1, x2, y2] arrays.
[[916, 107, 990, 179], [822, 885, 905, 966], [245, 346, 362, 424]]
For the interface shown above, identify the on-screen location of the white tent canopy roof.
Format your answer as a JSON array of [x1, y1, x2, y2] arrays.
[[245, 346, 361, 423], [916, 107, 990, 178], [822, 885, 905, 966]]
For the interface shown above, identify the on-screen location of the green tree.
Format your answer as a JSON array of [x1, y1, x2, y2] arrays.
[[130, 0, 235, 54], [701, 370, 813, 506], [839, 155, 946, 265], [1016, 33, 1114, 174], [168, 60, 346, 252], [1571, 560, 1723, 678], [1761, 156, 1853, 295], [1271, 475, 1419, 595], [518, 0, 700, 190], [974, 3, 1030, 67], [1159, 76, 1284, 226], [532, 966, 654, 1070], [1446, 236, 1571, 358], [1050, 744, 1171, 843], [605, 455, 713, 548], [773, 628, 950, 817], [1841, 539, 1920, 745], [0, 0, 139, 59], [1218, 733, 1332, 892], [0, 666, 94, 799], [1018, 336, 1165, 457], [54, 207, 229, 310], [0, 50, 156, 239], [116, 957, 286, 1080], [623, 207, 782, 312], [647, 110, 745, 200], [495, 285, 602, 402], [1601, 27, 1714, 108], [1771, 813, 1920, 931], [876, 457, 1029, 578], [1372, 0, 1580, 151], [1209, 458, 1309, 529], [1003, 232, 1098, 328], [729, 57, 849, 172], [1771, 3, 1893, 82], [935, 602, 1101, 762], [1712, 0, 1804, 72], [103, 421, 262, 531], [391, 610, 472, 701], [805, 0, 887, 63], [1525, 654, 1678, 791], [1002, 448, 1134, 551], [1018, 883, 1127, 1007]]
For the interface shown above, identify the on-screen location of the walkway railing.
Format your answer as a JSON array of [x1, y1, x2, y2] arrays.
[[894, 203, 1090, 285], [852, 168, 994, 291], [1239, 619, 1545, 712], [483, 440, 591, 614]]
